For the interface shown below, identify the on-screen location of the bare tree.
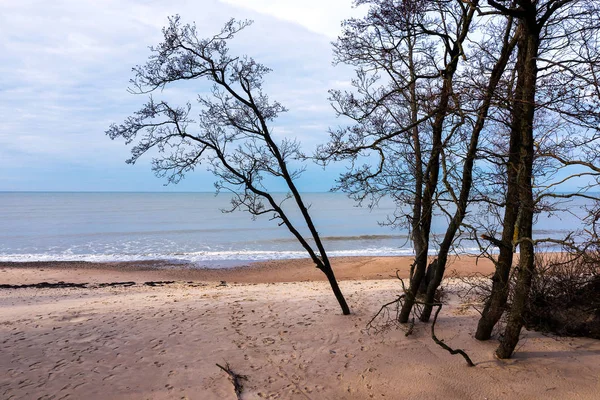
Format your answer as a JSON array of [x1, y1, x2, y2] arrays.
[[316, 1, 600, 359], [472, 0, 600, 358], [106, 16, 351, 315], [419, 15, 520, 322], [317, 0, 480, 323]]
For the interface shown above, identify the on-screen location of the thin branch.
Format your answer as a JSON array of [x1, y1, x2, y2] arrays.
[[216, 362, 248, 400]]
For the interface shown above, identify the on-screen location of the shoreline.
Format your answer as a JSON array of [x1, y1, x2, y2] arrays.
[[0, 255, 496, 285]]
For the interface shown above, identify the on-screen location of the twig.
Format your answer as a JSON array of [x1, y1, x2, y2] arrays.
[[366, 294, 405, 334], [216, 362, 248, 399]]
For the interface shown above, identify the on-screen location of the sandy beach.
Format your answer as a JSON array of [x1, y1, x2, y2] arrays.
[[1, 256, 599, 399]]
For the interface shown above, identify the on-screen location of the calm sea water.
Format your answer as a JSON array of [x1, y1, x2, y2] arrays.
[[0, 192, 585, 267]]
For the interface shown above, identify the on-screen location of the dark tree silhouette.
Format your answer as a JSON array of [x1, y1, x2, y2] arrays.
[[106, 16, 350, 315], [316, 0, 481, 323], [316, 0, 600, 358], [472, 0, 600, 358], [419, 15, 519, 322]]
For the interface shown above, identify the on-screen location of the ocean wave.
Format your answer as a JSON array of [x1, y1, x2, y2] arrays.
[[0, 249, 410, 264], [0, 246, 498, 265], [267, 234, 409, 243], [325, 234, 409, 241]]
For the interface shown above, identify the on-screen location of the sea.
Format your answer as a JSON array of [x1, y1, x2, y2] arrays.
[[0, 192, 589, 267]]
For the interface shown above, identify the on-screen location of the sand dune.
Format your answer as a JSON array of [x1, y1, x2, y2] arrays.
[[0, 259, 598, 399]]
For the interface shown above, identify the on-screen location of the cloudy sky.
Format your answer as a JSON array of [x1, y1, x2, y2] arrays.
[[0, 0, 367, 192]]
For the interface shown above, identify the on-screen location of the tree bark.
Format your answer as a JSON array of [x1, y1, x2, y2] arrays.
[[320, 262, 351, 315], [496, 20, 539, 359], [399, 3, 476, 323], [475, 23, 528, 341], [399, 49, 460, 323], [421, 19, 517, 323]]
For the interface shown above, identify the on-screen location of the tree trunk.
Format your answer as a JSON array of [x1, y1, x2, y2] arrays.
[[475, 24, 528, 341], [474, 244, 516, 339], [496, 241, 534, 358], [399, 66, 453, 324], [496, 23, 539, 359], [421, 255, 447, 321], [418, 259, 437, 295], [421, 19, 517, 323], [398, 5, 476, 323], [399, 244, 430, 322], [321, 263, 351, 315]]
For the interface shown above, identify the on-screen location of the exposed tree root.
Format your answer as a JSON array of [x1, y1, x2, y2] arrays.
[[367, 272, 475, 366], [430, 303, 475, 367]]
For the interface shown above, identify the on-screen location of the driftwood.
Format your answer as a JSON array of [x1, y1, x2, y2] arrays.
[[367, 294, 406, 332], [216, 362, 248, 399], [0, 281, 88, 289], [0, 280, 180, 290], [98, 281, 136, 287], [144, 281, 175, 287]]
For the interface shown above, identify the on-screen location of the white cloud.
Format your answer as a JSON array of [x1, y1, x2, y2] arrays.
[[0, 0, 363, 190], [219, 0, 366, 38]]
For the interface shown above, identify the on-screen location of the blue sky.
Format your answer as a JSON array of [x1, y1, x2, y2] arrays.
[[0, 0, 366, 192]]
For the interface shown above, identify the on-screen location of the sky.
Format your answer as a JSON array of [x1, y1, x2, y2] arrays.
[[0, 0, 367, 192]]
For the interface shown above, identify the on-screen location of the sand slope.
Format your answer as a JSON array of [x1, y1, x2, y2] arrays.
[[1, 277, 598, 399]]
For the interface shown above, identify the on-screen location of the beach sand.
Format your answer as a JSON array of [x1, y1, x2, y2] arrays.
[[1, 257, 598, 399], [0, 255, 496, 285]]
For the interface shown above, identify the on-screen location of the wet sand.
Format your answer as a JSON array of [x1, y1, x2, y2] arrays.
[[0, 255, 496, 285]]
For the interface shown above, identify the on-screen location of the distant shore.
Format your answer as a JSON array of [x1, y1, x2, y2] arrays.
[[0, 255, 496, 285]]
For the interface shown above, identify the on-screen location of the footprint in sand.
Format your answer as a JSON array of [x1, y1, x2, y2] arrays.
[[324, 332, 339, 345]]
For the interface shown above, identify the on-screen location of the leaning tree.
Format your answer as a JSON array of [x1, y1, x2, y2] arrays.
[[107, 16, 350, 314]]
